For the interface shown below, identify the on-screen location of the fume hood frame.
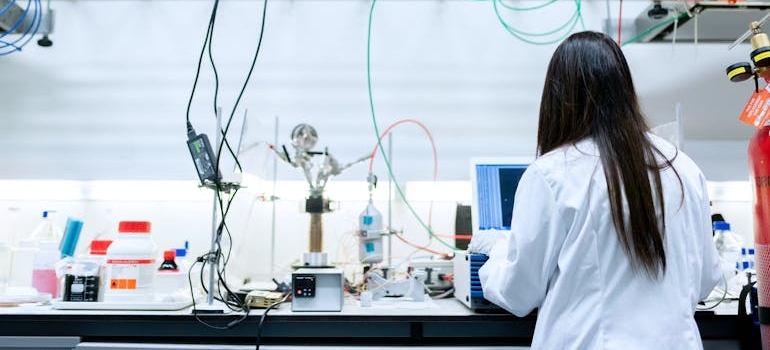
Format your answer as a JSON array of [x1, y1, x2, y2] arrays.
[[634, 1, 770, 43]]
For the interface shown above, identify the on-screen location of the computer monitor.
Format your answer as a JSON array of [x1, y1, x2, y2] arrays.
[[454, 157, 533, 310], [470, 157, 533, 237]]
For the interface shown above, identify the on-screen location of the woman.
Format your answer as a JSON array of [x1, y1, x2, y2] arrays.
[[471, 31, 722, 349]]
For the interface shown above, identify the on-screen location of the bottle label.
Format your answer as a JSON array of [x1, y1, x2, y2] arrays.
[[107, 259, 155, 291], [106, 259, 154, 264]]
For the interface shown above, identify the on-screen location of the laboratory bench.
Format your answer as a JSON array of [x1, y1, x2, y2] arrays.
[[0, 297, 752, 349]]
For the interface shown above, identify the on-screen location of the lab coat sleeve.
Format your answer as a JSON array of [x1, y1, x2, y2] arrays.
[[478, 166, 564, 317], [696, 174, 722, 302]]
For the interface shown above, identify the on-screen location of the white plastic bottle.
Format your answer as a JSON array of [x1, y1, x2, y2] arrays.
[[6, 207, 20, 247], [29, 211, 63, 243], [358, 200, 384, 264], [0, 242, 11, 295], [104, 221, 158, 303], [9, 240, 37, 287], [155, 249, 188, 298], [32, 241, 61, 297], [713, 221, 743, 278], [173, 243, 200, 290], [174, 245, 191, 274]]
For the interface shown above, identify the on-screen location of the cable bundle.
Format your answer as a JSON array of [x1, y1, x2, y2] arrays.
[[490, 0, 584, 45], [183, 0, 271, 336], [0, 0, 43, 56]]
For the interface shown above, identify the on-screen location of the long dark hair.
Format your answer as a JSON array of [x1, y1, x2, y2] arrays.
[[537, 31, 677, 278]]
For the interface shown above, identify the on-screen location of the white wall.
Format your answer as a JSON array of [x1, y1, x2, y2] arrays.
[[708, 181, 753, 245], [0, 1, 762, 284], [0, 0, 758, 182]]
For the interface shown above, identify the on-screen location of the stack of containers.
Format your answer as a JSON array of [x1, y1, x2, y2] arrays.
[[104, 221, 157, 303]]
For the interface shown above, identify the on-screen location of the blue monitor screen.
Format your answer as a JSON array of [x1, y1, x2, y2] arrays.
[[475, 164, 528, 231]]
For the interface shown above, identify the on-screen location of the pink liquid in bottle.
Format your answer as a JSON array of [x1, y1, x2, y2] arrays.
[[32, 269, 59, 297]]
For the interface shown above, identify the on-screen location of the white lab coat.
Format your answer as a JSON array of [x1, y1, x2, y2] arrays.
[[479, 134, 722, 350]]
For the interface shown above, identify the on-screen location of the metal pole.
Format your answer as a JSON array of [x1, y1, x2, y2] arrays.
[[387, 132, 393, 268], [206, 107, 223, 306], [206, 184, 218, 305], [270, 115, 279, 279]]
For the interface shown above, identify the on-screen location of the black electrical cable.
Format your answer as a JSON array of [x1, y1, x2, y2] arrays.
[[185, 0, 241, 174], [185, 0, 220, 126], [188, 224, 248, 323], [205, 0, 270, 187], [190, 257, 250, 330], [211, 185, 238, 266], [206, 127, 241, 313], [191, 249, 247, 318], [216, 253, 246, 311], [210, 244, 241, 311], [200, 241, 241, 311], [186, 0, 270, 329], [216, 0, 269, 175], [207, 0, 221, 123], [215, 252, 239, 311], [221, 215, 236, 266], [194, 188, 249, 314], [255, 298, 288, 350], [216, 187, 239, 267]]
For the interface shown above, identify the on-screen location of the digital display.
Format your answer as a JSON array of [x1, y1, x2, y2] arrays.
[[293, 275, 316, 298]]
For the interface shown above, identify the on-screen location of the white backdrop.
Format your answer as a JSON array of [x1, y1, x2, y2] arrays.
[[0, 0, 758, 182], [0, 0, 761, 284]]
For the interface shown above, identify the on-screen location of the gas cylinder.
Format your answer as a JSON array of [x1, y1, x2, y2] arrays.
[[749, 124, 770, 348]]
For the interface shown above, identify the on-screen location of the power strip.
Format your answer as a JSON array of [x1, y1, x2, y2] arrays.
[[245, 290, 283, 309]]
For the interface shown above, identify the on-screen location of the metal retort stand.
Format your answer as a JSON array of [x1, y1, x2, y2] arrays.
[[273, 124, 368, 267]]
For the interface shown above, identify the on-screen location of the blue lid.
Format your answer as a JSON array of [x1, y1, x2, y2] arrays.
[[713, 221, 730, 231]]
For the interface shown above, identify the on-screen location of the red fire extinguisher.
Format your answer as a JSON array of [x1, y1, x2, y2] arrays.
[[749, 126, 770, 348], [729, 15, 770, 349]]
